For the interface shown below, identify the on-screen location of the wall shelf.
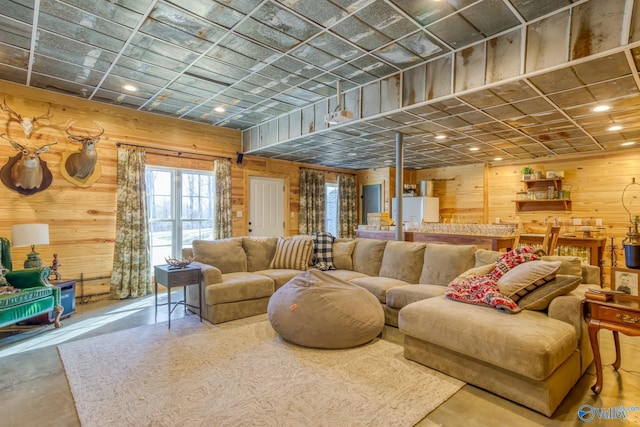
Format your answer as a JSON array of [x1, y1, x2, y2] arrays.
[[514, 199, 572, 212], [515, 178, 571, 212]]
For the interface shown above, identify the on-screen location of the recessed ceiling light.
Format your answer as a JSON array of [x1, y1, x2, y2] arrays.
[[592, 105, 610, 112], [622, 141, 636, 146], [608, 125, 623, 131], [123, 84, 138, 92], [214, 107, 225, 113], [347, 152, 357, 156], [494, 157, 503, 161], [435, 135, 446, 140], [469, 147, 479, 151], [384, 159, 393, 163]]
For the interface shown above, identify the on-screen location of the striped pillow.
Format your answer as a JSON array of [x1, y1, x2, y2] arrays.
[[497, 260, 561, 303], [271, 238, 313, 271]]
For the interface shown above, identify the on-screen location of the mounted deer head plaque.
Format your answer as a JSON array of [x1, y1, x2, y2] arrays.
[[0, 134, 56, 195], [60, 121, 104, 187], [1, 97, 53, 138]]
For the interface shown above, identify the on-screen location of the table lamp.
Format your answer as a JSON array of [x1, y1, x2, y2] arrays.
[[11, 224, 49, 268]]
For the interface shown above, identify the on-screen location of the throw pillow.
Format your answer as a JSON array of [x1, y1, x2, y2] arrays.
[[312, 232, 335, 271], [420, 244, 476, 286], [271, 237, 313, 270], [489, 246, 539, 282], [517, 275, 582, 311], [291, 235, 315, 267], [474, 249, 501, 267], [333, 240, 356, 270], [541, 255, 582, 277], [449, 263, 496, 286], [192, 238, 247, 274], [378, 241, 426, 283], [352, 238, 387, 276], [497, 260, 561, 303], [242, 237, 278, 272]]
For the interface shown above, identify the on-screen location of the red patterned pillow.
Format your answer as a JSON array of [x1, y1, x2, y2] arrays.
[[489, 246, 539, 282]]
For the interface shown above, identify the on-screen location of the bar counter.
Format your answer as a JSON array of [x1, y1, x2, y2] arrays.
[[354, 229, 606, 267], [354, 230, 515, 251]]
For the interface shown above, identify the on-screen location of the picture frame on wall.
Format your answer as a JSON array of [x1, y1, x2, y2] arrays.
[[611, 267, 639, 296]]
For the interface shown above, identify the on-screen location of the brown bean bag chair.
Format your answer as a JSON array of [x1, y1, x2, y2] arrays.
[[267, 270, 385, 349]]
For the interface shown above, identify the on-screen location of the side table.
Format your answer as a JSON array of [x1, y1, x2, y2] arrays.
[[584, 295, 640, 394], [25, 279, 76, 324], [154, 265, 202, 329]]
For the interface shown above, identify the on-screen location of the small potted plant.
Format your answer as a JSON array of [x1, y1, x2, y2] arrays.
[[521, 167, 534, 181]]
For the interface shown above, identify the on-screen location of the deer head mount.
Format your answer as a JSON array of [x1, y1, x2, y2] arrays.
[[0, 134, 57, 194], [0, 98, 53, 138], [63, 121, 104, 182]]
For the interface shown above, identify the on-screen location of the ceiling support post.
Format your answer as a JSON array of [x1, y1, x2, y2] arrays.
[[395, 132, 404, 242]]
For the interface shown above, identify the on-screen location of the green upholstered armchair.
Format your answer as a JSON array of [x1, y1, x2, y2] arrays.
[[0, 237, 63, 328]]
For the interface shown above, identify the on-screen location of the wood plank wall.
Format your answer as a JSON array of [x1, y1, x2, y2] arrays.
[[356, 167, 415, 222], [413, 151, 640, 286], [0, 81, 352, 298], [416, 164, 486, 223], [5, 79, 638, 293]]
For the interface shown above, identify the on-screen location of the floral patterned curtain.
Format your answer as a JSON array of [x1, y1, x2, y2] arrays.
[[214, 158, 232, 239], [110, 147, 151, 299], [299, 168, 326, 235], [338, 174, 357, 238]]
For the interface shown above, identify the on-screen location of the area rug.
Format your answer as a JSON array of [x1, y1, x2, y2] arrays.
[[58, 315, 463, 426]]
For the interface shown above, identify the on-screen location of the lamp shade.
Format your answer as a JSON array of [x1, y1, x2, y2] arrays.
[[11, 224, 50, 248]]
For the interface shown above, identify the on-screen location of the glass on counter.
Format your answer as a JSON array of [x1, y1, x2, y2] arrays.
[[418, 222, 517, 236]]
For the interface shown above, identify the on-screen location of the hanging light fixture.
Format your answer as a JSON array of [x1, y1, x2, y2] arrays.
[[324, 81, 354, 125]]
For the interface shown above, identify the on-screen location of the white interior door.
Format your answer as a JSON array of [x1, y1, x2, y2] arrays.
[[249, 176, 285, 236]]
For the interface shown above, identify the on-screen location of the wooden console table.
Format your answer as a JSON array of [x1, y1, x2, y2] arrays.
[[585, 295, 640, 394], [519, 234, 606, 267]]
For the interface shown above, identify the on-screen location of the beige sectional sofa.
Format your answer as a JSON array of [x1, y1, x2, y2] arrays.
[[182, 236, 598, 416]]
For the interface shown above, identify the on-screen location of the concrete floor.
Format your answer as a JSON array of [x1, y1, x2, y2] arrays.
[[0, 293, 639, 426]]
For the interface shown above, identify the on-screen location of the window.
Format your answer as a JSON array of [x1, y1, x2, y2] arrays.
[[146, 167, 215, 267], [326, 183, 338, 237]]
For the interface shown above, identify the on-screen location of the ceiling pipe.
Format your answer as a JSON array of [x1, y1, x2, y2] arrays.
[[395, 132, 403, 242]]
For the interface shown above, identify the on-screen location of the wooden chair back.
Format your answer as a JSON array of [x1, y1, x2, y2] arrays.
[[542, 222, 561, 255]]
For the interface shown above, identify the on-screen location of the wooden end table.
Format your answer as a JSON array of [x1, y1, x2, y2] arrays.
[[584, 294, 640, 394], [154, 265, 202, 329]]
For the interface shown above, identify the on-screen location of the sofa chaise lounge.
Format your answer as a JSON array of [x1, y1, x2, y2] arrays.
[[182, 236, 598, 416]]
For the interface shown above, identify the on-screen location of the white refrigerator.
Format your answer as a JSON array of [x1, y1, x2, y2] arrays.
[[392, 196, 439, 224]]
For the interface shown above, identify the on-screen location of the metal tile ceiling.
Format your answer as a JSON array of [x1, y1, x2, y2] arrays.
[[1, 0, 640, 170]]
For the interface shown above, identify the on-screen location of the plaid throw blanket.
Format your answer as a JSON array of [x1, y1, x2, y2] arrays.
[[312, 232, 335, 271], [445, 247, 540, 313]]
